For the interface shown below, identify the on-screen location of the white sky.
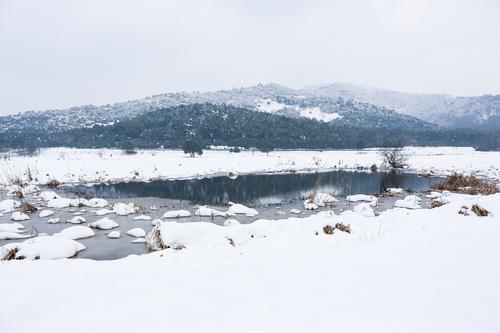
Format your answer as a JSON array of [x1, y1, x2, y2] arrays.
[[1, 0, 499, 115]]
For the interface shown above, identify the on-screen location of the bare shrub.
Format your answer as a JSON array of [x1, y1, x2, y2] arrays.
[[430, 200, 445, 208], [228, 238, 235, 247], [323, 225, 334, 235], [379, 147, 409, 169], [431, 173, 498, 195], [370, 164, 378, 172], [2, 247, 19, 261], [146, 226, 166, 251], [471, 204, 489, 217], [47, 179, 60, 189], [458, 206, 470, 216], [335, 223, 351, 233]]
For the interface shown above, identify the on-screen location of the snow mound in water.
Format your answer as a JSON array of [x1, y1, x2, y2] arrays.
[[1, 236, 85, 260], [39, 210, 54, 218], [290, 209, 301, 214], [227, 204, 258, 217], [353, 203, 375, 217], [303, 200, 319, 210], [11, 212, 30, 221], [39, 191, 60, 201], [395, 195, 422, 209], [223, 219, 240, 226], [0, 232, 30, 240], [84, 198, 109, 208], [162, 210, 192, 218], [346, 194, 377, 203], [0, 199, 21, 213], [95, 209, 114, 216], [126, 228, 146, 237], [0, 223, 25, 233], [313, 193, 339, 206], [133, 215, 151, 221], [47, 198, 77, 209], [89, 217, 119, 230], [107, 231, 121, 239], [131, 238, 146, 244], [67, 216, 86, 224], [56, 226, 95, 240], [47, 218, 61, 224], [113, 203, 137, 216], [195, 206, 230, 217]]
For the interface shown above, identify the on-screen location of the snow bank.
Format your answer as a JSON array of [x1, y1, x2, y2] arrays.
[[1, 236, 85, 260]]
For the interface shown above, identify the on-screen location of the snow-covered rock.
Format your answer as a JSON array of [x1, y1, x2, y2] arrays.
[[11, 212, 30, 221], [290, 209, 301, 214], [227, 204, 258, 217], [113, 203, 137, 216], [0, 199, 21, 213], [133, 215, 152, 221], [47, 218, 61, 224], [126, 228, 146, 237], [47, 198, 76, 209], [39, 191, 60, 201], [387, 188, 404, 194], [0, 236, 85, 260], [67, 216, 86, 224], [23, 185, 40, 195], [162, 210, 192, 218], [303, 200, 319, 210], [89, 217, 119, 230], [395, 195, 422, 209], [312, 193, 338, 207], [223, 219, 240, 226], [39, 210, 55, 218], [56, 226, 95, 240], [151, 219, 163, 226], [107, 231, 121, 239]]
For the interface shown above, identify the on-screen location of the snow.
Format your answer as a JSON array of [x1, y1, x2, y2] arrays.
[[47, 198, 76, 209], [0, 235, 85, 260], [353, 203, 376, 217], [126, 228, 146, 238], [310, 192, 338, 207], [0, 192, 500, 332], [290, 209, 301, 214], [11, 211, 30, 221], [0, 199, 21, 213], [395, 195, 422, 209], [39, 191, 60, 201], [300, 107, 342, 122], [223, 219, 240, 226], [131, 238, 146, 244], [227, 203, 258, 217], [162, 210, 192, 218], [113, 203, 137, 216], [56, 226, 95, 240], [88, 217, 119, 230], [107, 231, 121, 239], [39, 209, 55, 218], [84, 198, 109, 208], [1, 147, 499, 186], [133, 215, 151, 221], [303, 200, 319, 210], [387, 187, 404, 194], [47, 218, 61, 224]]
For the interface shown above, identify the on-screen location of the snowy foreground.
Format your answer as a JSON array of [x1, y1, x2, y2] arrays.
[[1, 146, 500, 186], [1, 192, 500, 332]]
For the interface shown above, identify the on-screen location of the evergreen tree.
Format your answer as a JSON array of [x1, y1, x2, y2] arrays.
[[182, 137, 203, 157]]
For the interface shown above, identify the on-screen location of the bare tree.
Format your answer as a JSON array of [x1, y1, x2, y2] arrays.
[[379, 146, 409, 169]]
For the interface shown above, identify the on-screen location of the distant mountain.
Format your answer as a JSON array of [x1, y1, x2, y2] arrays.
[[302, 83, 500, 129], [0, 83, 435, 135]]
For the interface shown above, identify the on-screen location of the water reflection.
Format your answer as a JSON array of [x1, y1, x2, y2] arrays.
[[66, 171, 442, 205]]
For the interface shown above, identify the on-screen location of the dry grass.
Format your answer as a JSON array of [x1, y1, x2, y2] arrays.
[[323, 225, 334, 235], [431, 173, 498, 195], [430, 200, 445, 208], [2, 247, 19, 261], [335, 223, 351, 233], [228, 238, 235, 247], [20, 201, 38, 214], [471, 204, 490, 217], [146, 227, 166, 252]]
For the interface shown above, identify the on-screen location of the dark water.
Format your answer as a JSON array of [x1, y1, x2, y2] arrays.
[[64, 170, 443, 205]]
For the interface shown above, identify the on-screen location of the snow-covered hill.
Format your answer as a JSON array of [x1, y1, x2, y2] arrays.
[[0, 84, 434, 135], [303, 83, 500, 129]]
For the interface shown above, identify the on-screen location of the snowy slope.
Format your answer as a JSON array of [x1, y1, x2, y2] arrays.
[[303, 83, 500, 128]]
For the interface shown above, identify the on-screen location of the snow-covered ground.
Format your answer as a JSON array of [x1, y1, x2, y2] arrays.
[[1, 192, 499, 332], [1, 147, 499, 186]]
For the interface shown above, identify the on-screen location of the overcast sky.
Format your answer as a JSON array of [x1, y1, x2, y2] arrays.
[[1, 0, 499, 115]]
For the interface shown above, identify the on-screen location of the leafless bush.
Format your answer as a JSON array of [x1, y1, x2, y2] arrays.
[[431, 173, 498, 195], [370, 164, 378, 172], [430, 200, 445, 208], [379, 147, 409, 169], [47, 179, 60, 189], [335, 223, 351, 233], [471, 204, 489, 216], [20, 201, 38, 214], [323, 225, 334, 234]]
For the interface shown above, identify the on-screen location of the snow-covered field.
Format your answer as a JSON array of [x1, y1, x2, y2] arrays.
[[1, 147, 499, 186], [1, 192, 499, 332], [1, 147, 500, 333]]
